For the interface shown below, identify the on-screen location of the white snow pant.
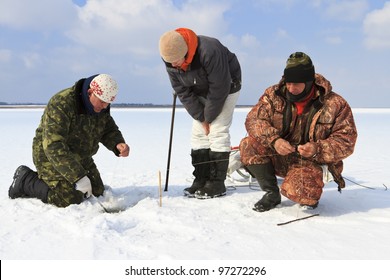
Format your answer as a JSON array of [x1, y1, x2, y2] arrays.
[[191, 91, 240, 152]]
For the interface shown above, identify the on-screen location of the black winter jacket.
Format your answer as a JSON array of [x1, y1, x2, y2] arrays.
[[163, 35, 241, 123]]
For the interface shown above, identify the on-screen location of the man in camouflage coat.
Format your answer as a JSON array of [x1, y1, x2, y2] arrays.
[[9, 74, 130, 207], [239, 52, 357, 212]]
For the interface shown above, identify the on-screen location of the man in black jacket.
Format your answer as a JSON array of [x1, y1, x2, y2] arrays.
[[159, 28, 241, 199]]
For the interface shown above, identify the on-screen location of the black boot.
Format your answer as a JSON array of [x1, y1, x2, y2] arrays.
[[246, 162, 281, 212], [195, 151, 229, 199], [9, 165, 49, 203], [184, 149, 210, 197], [9, 165, 32, 199]]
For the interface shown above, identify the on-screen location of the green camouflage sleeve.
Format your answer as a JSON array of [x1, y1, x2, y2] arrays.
[[42, 93, 87, 184], [100, 114, 126, 156]]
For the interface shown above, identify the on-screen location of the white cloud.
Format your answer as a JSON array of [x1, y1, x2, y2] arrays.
[[325, 36, 343, 45], [275, 28, 289, 39], [0, 0, 78, 30], [240, 34, 261, 48], [309, 0, 323, 8], [251, 0, 296, 11], [67, 0, 231, 56], [321, 0, 369, 21], [0, 49, 12, 62], [363, 2, 390, 49], [21, 52, 42, 69]]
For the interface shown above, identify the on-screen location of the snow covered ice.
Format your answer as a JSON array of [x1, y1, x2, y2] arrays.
[[1, 107, 389, 264]]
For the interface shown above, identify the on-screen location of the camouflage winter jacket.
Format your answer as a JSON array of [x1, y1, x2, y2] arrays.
[[245, 73, 357, 187], [32, 78, 125, 185]]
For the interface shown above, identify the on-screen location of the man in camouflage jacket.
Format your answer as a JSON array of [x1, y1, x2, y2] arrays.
[[240, 52, 357, 212], [9, 74, 130, 207]]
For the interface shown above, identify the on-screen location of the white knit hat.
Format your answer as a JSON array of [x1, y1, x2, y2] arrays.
[[89, 74, 118, 103]]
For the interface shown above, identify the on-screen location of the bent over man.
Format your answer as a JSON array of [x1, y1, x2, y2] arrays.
[[159, 28, 241, 199]]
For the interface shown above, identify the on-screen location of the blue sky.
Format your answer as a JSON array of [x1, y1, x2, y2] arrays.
[[0, 0, 389, 107]]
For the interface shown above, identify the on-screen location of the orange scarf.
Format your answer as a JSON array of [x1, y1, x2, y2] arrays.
[[175, 28, 198, 71], [294, 85, 315, 115]]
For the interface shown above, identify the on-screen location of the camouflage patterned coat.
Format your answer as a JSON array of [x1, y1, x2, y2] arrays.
[[239, 73, 357, 205], [32, 78, 125, 206]]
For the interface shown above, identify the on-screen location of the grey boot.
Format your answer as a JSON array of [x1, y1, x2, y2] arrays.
[[9, 165, 49, 203], [246, 162, 281, 212], [184, 149, 210, 197], [195, 151, 229, 199]]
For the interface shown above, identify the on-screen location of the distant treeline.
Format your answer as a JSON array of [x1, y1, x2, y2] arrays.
[[0, 102, 251, 108], [0, 102, 176, 108]]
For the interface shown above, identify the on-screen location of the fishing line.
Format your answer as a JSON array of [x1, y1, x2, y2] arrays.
[[171, 151, 389, 193], [342, 176, 388, 191]]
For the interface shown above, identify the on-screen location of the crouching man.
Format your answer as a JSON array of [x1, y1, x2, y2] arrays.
[[240, 52, 357, 212], [9, 74, 130, 207]]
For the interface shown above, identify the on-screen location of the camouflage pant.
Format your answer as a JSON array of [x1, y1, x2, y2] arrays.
[[239, 136, 324, 206], [46, 167, 105, 208]]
